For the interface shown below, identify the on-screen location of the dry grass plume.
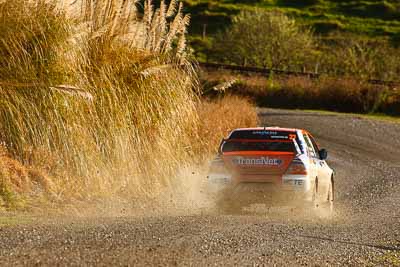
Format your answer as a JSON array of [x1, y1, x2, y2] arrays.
[[0, 0, 259, 210]]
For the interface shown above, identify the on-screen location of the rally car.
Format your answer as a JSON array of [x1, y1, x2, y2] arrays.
[[207, 127, 335, 212]]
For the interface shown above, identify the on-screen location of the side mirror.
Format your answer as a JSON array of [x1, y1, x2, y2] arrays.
[[319, 149, 328, 160]]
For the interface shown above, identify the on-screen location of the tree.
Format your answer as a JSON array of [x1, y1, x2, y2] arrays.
[[212, 9, 314, 71]]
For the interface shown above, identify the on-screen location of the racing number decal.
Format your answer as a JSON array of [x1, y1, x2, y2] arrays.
[[289, 134, 296, 140]]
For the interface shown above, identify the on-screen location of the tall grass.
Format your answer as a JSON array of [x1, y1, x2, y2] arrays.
[[0, 0, 259, 208], [202, 70, 400, 115], [195, 96, 259, 157], [0, 0, 200, 204]]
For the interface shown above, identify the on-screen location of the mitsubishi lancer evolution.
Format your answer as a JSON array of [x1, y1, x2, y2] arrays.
[[207, 127, 335, 212]]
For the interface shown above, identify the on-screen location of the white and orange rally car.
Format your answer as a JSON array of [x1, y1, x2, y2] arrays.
[[208, 127, 335, 211]]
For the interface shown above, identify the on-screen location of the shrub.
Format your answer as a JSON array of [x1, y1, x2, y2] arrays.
[[318, 37, 400, 81], [201, 69, 400, 116], [211, 9, 315, 71]]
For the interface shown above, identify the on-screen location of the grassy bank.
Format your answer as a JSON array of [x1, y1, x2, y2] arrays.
[[184, 0, 400, 42], [295, 110, 400, 124], [0, 0, 258, 210], [184, 1, 400, 91]]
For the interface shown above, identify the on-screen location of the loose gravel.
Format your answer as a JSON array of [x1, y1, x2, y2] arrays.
[[0, 109, 399, 266]]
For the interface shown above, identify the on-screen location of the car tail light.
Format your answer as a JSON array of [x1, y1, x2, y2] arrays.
[[285, 158, 307, 175]]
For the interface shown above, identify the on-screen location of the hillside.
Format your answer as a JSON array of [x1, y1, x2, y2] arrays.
[[184, 0, 400, 59]]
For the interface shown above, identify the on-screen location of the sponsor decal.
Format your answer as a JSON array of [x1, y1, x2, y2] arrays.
[[270, 135, 289, 139], [252, 131, 277, 135], [233, 156, 283, 166], [250, 131, 296, 140]]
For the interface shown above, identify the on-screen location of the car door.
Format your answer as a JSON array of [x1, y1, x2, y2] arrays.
[[302, 133, 319, 183], [308, 134, 331, 192]]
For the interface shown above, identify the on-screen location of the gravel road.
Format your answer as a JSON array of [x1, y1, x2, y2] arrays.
[[0, 109, 399, 266]]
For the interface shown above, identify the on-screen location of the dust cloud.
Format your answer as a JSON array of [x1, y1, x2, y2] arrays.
[[53, 162, 340, 224]]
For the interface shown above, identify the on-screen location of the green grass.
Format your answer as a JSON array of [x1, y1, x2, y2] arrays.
[[184, 0, 400, 57], [301, 109, 400, 124], [184, 0, 400, 36]]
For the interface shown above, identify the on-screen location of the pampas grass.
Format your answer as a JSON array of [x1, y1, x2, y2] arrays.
[[0, 0, 259, 209], [0, 0, 199, 205]]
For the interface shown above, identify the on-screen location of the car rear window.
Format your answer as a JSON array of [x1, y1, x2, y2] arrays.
[[221, 140, 297, 153], [228, 130, 303, 153], [229, 130, 296, 140]]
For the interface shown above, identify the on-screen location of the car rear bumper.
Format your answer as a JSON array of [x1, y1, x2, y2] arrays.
[[208, 172, 311, 193]]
